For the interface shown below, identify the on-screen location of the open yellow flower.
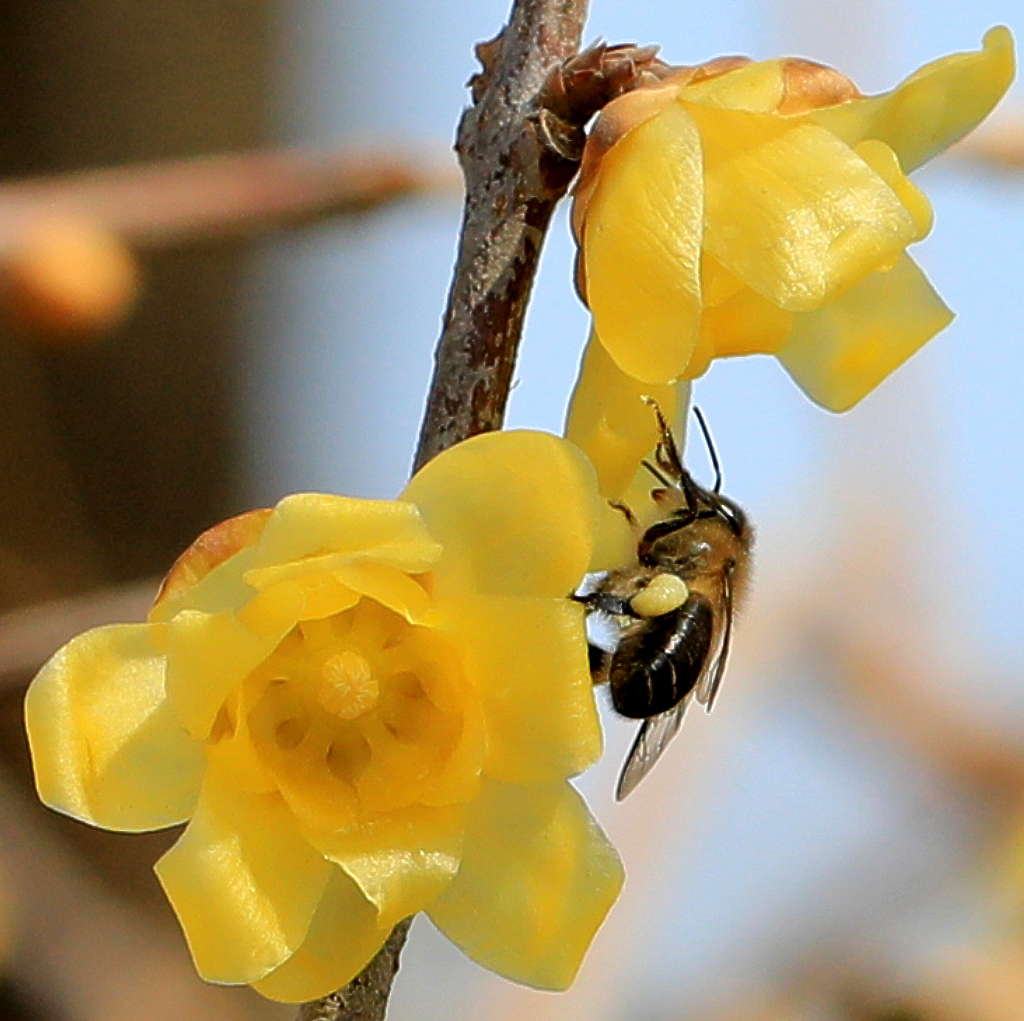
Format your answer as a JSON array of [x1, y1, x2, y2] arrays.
[[25, 431, 626, 1001], [567, 28, 1014, 494]]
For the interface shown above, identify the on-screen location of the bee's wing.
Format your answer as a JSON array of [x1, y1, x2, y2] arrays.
[[696, 563, 734, 711], [616, 698, 690, 801]]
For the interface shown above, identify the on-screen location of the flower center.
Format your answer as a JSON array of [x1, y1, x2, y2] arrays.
[[318, 650, 379, 719], [232, 597, 480, 828]]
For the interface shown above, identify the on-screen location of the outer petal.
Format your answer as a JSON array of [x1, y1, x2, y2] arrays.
[[584, 101, 704, 383], [253, 868, 389, 1003], [152, 508, 272, 618], [445, 595, 601, 783], [306, 804, 464, 931], [165, 609, 290, 739], [251, 493, 441, 569], [854, 139, 932, 240], [678, 58, 786, 112], [428, 779, 623, 990], [149, 542, 262, 623], [777, 254, 953, 411], [805, 27, 1015, 172], [155, 771, 332, 985], [565, 329, 680, 500], [402, 430, 602, 599], [25, 623, 202, 832], [689, 102, 918, 310], [691, 284, 793, 375]]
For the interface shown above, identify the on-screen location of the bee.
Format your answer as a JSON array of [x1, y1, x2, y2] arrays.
[[580, 400, 752, 799]]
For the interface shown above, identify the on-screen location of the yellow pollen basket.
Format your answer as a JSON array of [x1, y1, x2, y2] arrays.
[[318, 650, 379, 720], [630, 573, 690, 617]]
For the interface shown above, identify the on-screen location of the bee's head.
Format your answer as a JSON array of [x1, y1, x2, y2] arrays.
[[697, 486, 748, 540]]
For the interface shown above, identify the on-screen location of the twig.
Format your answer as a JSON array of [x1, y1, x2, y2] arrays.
[[296, 920, 412, 1021], [413, 19, 665, 468], [299, 1, 674, 1017], [0, 146, 458, 253], [303, 3, 593, 1017]]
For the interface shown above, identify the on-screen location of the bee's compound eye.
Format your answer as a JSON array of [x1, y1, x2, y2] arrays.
[[629, 573, 689, 618]]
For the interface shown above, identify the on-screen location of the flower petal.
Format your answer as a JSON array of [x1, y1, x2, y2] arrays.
[[155, 771, 332, 985], [428, 779, 623, 990], [854, 139, 932, 240], [690, 103, 918, 310], [251, 493, 442, 570], [165, 609, 290, 739], [446, 595, 601, 783], [777, 254, 953, 411], [153, 508, 272, 618], [252, 869, 389, 1003], [679, 58, 786, 112], [584, 101, 703, 383], [330, 562, 432, 623], [402, 431, 602, 599], [565, 329, 680, 500], [306, 804, 464, 931], [805, 27, 1015, 172], [149, 543, 263, 623], [24, 623, 202, 832], [692, 283, 793, 375], [245, 555, 433, 623]]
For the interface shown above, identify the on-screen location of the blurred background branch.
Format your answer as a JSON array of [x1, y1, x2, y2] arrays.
[[952, 109, 1024, 169], [0, 146, 458, 252], [0, 579, 155, 685]]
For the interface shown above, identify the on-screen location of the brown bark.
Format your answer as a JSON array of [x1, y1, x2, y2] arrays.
[[413, 16, 664, 469], [295, 921, 412, 1021], [298, 2, 673, 1017]]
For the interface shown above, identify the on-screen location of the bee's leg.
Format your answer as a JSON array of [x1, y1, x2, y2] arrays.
[[588, 644, 611, 685], [641, 396, 685, 478], [570, 591, 633, 617], [608, 500, 637, 528]]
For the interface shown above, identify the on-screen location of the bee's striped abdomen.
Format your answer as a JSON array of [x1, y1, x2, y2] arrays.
[[609, 593, 714, 718]]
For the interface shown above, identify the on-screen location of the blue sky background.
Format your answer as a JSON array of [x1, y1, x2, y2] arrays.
[[237, 2, 1022, 1015]]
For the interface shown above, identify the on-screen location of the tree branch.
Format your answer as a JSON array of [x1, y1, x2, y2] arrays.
[[295, 920, 413, 1021], [413, 11, 664, 469], [296, 2, 670, 1016]]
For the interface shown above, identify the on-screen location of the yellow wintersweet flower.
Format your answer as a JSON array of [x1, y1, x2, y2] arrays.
[[25, 431, 626, 1001], [567, 28, 1014, 495]]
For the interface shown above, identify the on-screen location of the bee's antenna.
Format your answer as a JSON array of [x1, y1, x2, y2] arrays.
[[692, 406, 722, 494]]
